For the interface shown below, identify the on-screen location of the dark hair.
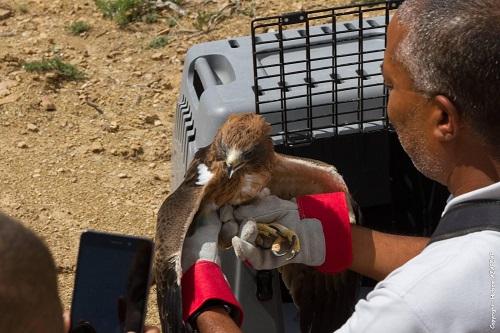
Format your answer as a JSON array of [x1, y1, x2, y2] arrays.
[[0, 212, 64, 333], [396, 0, 500, 155]]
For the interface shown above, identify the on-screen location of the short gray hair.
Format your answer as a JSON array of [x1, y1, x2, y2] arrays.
[[395, 0, 500, 154]]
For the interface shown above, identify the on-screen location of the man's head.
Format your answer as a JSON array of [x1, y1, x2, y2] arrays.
[[383, 0, 500, 189], [0, 212, 64, 333]]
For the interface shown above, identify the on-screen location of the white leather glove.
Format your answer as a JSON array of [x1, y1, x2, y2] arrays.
[[179, 207, 243, 326], [181, 209, 222, 272], [231, 195, 326, 270]]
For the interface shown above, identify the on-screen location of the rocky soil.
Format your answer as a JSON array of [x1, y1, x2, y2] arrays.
[[0, 0, 351, 326]]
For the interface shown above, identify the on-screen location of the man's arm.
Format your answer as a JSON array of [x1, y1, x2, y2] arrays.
[[196, 307, 242, 333], [293, 193, 429, 280], [351, 225, 428, 281]]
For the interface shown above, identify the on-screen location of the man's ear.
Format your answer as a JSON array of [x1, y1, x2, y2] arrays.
[[430, 95, 460, 142]]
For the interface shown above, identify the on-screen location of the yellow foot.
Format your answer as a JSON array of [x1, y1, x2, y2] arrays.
[[256, 223, 300, 260]]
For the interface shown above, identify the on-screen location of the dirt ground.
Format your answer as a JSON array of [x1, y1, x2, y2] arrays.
[[0, 0, 351, 326]]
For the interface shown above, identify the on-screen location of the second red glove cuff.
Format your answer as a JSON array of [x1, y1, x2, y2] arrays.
[[296, 192, 353, 273]]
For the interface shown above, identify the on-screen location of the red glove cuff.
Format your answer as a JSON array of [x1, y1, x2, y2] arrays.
[[296, 192, 353, 273], [181, 260, 243, 326]]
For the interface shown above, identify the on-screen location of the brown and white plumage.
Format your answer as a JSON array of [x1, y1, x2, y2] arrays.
[[154, 113, 361, 333]]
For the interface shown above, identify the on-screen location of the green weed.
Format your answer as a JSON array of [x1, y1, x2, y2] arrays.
[[143, 12, 158, 24], [69, 21, 91, 35], [23, 57, 85, 81], [149, 36, 169, 49], [194, 10, 215, 31], [94, 0, 154, 27], [167, 17, 177, 28]]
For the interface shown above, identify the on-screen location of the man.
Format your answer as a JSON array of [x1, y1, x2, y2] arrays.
[[180, 0, 500, 332], [0, 212, 160, 333]]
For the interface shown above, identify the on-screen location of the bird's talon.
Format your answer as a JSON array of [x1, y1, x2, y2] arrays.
[[256, 222, 301, 258], [286, 249, 298, 261]]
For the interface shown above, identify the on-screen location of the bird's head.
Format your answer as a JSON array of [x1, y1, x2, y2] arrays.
[[213, 113, 273, 179]]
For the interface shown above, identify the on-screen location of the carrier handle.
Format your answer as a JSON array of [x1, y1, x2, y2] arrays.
[[192, 57, 218, 99]]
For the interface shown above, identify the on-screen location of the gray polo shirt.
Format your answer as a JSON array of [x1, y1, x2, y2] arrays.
[[338, 182, 500, 333]]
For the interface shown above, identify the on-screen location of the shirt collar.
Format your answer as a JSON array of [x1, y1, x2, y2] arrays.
[[442, 181, 500, 216]]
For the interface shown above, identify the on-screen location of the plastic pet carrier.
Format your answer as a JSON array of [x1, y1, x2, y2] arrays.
[[170, 1, 449, 331]]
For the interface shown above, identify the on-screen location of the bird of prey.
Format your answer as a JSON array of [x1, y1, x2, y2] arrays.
[[155, 113, 361, 333]]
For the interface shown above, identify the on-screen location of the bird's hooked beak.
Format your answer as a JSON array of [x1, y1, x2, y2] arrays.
[[225, 148, 242, 179], [227, 164, 235, 179]]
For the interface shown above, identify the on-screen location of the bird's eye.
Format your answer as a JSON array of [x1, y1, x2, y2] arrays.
[[242, 150, 254, 160]]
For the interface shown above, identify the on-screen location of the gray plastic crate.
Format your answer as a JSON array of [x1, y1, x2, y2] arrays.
[[170, 2, 402, 332], [171, 4, 400, 188]]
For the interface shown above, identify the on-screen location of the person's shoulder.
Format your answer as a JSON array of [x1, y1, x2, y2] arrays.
[[343, 231, 500, 333], [374, 230, 500, 332], [382, 230, 500, 292]]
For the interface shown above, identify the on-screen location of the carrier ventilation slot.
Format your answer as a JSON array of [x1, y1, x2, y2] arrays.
[[175, 95, 196, 171], [344, 23, 356, 31], [320, 26, 332, 34], [228, 39, 240, 48]]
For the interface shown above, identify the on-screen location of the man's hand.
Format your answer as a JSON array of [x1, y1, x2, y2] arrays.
[[233, 192, 354, 274], [232, 195, 326, 270]]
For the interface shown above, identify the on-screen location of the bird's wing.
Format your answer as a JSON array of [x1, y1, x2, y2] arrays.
[[155, 146, 210, 333], [269, 153, 362, 333], [269, 153, 349, 203]]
